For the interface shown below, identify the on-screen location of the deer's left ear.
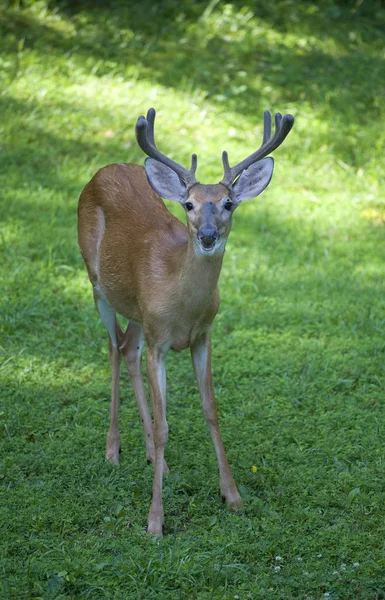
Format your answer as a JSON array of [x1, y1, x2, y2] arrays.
[[232, 157, 274, 202]]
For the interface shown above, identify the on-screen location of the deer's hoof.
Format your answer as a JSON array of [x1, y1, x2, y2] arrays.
[[147, 507, 164, 537], [221, 488, 243, 510], [106, 444, 121, 464]]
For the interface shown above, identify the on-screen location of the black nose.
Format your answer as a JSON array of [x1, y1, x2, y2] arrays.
[[198, 226, 219, 247]]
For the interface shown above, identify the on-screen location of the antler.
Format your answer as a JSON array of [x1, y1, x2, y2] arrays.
[[221, 111, 294, 187], [135, 108, 198, 188]]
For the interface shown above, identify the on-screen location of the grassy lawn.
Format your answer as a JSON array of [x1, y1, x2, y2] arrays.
[[1, 0, 385, 598]]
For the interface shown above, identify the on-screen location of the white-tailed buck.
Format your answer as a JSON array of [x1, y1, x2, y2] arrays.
[[78, 108, 294, 535]]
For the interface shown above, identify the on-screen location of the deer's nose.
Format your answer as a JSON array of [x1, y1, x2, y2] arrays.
[[197, 226, 219, 249]]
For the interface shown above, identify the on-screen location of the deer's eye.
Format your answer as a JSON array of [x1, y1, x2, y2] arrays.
[[224, 200, 233, 211], [185, 202, 194, 211]]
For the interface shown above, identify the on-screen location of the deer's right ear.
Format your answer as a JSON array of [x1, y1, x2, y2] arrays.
[[145, 158, 187, 202]]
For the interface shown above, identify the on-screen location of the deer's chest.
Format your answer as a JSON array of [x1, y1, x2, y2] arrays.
[[170, 321, 208, 352], [170, 293, 219, 351], [144, 287, 220, 352]]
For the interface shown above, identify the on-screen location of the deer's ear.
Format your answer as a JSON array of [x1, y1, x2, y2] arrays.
[[233, 158, 274, 202], [145, 158, 187, 202]]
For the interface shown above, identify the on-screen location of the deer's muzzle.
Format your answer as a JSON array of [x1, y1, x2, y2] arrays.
[[197, 226, 219, 250]]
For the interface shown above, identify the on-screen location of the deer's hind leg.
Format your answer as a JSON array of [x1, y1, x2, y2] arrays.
[[93, 286, 122, 464], [79, 202, 122, 463]]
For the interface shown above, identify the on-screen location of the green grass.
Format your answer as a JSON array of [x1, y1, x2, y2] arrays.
[[1, 0, 385, 598]]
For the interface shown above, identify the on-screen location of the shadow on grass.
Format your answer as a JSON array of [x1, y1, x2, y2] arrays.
[[0, 95, 142, 179]]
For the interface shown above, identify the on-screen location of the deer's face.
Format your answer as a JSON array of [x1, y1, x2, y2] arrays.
[[144, 157, 275, 256], [183, 184, 235, 255]]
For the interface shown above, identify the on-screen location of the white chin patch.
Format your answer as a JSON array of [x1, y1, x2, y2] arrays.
[[194, 238, 225, 257]]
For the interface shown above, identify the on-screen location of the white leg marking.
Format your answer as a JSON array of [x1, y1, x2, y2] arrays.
[[94, 286, 118, 348]]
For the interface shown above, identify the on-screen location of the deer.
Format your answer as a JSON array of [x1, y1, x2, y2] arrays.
[[78, 108, 294, 536]]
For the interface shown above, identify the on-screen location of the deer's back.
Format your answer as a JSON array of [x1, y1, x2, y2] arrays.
[[78, 163, 188, 321]]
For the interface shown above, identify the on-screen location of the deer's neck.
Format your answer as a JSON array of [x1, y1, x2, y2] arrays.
[[176, 237, 225, 299]]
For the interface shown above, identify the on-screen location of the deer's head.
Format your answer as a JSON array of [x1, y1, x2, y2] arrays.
[[136, 109, 294, 256]]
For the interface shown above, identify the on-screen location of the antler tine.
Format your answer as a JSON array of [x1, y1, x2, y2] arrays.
[[275, 112, 283, 132], [221, 150, 232, 189], [190, 153, 198, 174], [146, 108, 156, 146], [263, 110, 272, 144], [221, 111, 294, 187], [135, 108, 198, 186]]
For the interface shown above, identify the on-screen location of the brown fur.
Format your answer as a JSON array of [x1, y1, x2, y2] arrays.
[[78, 163, 229, 350], [78, 162, 242, 535]]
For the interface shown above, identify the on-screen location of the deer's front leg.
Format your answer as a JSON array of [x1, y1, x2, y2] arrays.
[[191, 332, 242, 509], [146, 344, 168, 536]]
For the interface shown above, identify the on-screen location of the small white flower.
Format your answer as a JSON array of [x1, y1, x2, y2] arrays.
[[333, 570, 339, 575], [275, 556, 282, 561], [234, 596, 239, 599], [297, 556, 303, 561], [353, 562, 360, 568], [340, 563, 346, 571], [317, 553, 323, 558], [274, 565, 281, 572], [324, 594, 331, 598]]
